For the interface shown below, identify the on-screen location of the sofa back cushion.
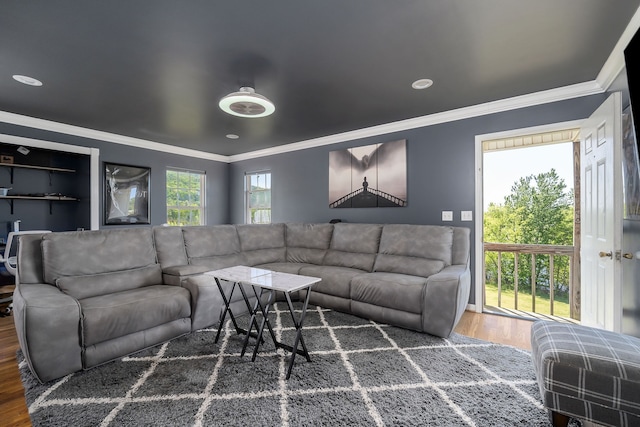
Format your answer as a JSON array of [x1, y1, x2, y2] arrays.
[[153, 226, 188, 269], [182, 225, 240, 258], [237, 224, 286, 266], [181, 225, 247, 269], [41, 228, 162, 298], [323, 223, 382, 271], [285, 223, 333, 264], [373, 224, 452, 277], [57, 265, 162, 300]]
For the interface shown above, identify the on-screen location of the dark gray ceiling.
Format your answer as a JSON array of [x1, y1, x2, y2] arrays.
[[1, 1, 639, 156]]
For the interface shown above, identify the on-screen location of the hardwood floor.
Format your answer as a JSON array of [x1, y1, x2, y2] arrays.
[[0, 313, 30, 427], [455, 309, 534, 351], [0, 309, 533, 426]]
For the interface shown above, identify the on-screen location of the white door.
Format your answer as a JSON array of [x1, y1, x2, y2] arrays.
[[580, 92, 623, 332]]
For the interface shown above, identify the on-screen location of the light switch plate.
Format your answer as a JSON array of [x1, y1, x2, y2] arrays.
[[442, 211, 453, 221], [461, 210, 473, 221]]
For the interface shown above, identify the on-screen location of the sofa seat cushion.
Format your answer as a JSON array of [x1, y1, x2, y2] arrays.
[[531, 321, 640, 423], [80, 285, 191, 346], [350, 272, 427, 314], [298, 265, 364, 298]]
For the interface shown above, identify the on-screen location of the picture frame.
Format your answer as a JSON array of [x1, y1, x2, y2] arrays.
[[104, 162, 150, 225], [329, 139, 407, 208]]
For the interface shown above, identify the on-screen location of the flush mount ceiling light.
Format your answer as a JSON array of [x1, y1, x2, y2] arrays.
[[13, 74, 43, 86], [411, 78, 433, 90], [219, 86, 275, 118]]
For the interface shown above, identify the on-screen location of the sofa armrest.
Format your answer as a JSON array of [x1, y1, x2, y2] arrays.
[[182, 275, 265, 332], [162, 265, 212, 286], [13, 283, 83, 383], [182, 275, 225, 331], [422, 264, 471, 337]]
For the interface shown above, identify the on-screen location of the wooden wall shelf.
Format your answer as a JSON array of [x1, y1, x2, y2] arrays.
[[0, 195, 78, 214], [0, 163, 76, 184]]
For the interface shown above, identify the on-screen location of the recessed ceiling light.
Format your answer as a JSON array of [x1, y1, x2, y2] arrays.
[[411, 78, 433, 90], [226, 134, 239, 139], [12, 74, 43, 86], [219, 87, 275, 118]]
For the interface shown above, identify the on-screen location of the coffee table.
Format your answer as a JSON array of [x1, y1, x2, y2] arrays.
[[205, 266, 321, 379]]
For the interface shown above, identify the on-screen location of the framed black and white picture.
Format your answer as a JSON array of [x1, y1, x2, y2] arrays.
[[329, 139, 407, 208], [104, 162, 150, 225]]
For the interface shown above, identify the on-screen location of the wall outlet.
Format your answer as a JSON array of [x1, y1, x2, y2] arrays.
[[461, 210, 473, 221], [442, 210, 453, 221]]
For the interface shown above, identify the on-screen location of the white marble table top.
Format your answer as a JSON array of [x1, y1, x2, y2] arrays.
[[205, 265, 320, 293]]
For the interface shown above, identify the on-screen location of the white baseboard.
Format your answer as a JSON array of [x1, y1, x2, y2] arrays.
[[466, 303, 478, 312]]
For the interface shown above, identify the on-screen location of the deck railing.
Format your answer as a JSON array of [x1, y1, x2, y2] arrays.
[[483, 242, 577, 319]]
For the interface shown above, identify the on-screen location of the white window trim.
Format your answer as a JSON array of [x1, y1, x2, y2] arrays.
[[166, 167, 206, 226], [245, 170, 271, 224]]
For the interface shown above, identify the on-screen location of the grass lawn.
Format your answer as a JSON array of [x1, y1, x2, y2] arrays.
[[484, 282, 571, 318]]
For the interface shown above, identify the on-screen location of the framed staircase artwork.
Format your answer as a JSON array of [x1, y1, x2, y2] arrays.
[[329, 139, 407, 208]]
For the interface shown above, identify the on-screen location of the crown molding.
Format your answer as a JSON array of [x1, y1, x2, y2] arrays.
[[596, 4, 640, 91], [0, 111, 229, 163], [228, 80, 604, 162], [0, 77, 604, 165]]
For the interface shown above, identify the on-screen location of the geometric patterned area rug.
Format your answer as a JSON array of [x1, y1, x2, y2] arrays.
[[19, 303, 565, 426]]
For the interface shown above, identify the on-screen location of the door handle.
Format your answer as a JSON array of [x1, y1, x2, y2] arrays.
[[599, 251, 613, 258], [623, 253, 634, 260]]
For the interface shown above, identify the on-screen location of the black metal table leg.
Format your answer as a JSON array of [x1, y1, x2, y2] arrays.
[[237, 282, 266, 344], [215, 278, 264, 345], [249, 288, 278, 362], [240, 285, 264, 357], [214, 278, 240, 343], [284, 288, 313, 379]]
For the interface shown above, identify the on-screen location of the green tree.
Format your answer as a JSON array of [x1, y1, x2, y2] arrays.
[[505, 170, 573, 245], [484, 169, 573, 297]]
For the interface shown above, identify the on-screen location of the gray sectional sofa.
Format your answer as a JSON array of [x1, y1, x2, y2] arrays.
[[13, 222, 470, 382]]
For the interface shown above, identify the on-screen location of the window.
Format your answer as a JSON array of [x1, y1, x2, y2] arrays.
[[166, 168, 205, 226], [245, 171, 271, 224]]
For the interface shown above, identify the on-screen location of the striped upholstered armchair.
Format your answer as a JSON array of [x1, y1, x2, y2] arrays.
[[531, 321, 640, 426]]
